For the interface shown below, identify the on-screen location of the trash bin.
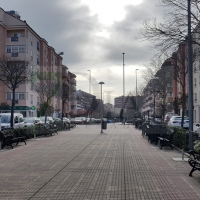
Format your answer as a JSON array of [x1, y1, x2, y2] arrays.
[[101, 118, 107, 129]]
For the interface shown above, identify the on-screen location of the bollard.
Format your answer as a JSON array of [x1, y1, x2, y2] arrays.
[[182, 149, 184, 160]]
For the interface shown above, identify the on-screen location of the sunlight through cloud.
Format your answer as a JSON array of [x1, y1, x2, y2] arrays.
[[81, 0, 143, 25]]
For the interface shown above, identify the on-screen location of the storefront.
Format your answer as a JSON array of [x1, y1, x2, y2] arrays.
[[0, 106, 36, 117]]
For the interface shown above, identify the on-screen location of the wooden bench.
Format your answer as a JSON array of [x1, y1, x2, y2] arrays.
[[0, 129, 26, 149], [187, 150, 200, 176], [157, 128, 174, 149]]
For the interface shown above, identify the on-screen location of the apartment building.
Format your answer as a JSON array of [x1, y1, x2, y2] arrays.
[[62, 65, 77, 117], [114, 96, 135, 108], [171, 42, 189, 118], [76, 90, 94, 111], [142, 59, 173, 118], [193, 24, 200, 123], [0, 8, 72, 117]]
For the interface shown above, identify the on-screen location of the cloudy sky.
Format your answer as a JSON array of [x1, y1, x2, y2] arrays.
[[0, 0, 164, 103]]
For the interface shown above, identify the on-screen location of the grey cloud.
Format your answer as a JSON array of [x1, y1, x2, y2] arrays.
[[0, 0, 165, 100]]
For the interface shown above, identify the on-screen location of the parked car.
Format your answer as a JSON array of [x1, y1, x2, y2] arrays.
[[53, 118, 62, 122], [164, 113, 179, 123], [62, 117, 71, 123], [24, 117, 42, 127], [39, 116, 54, 124], [145, 117, 153, 122], [0, 113, 24, 129], [168, 116, 189, 129], [74, 117, 84, 124]]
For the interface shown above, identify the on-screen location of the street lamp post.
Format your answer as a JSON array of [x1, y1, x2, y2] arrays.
[[99, 81, 105, 133], [135, 69, 139, 117], [87, 70, 91, 94], [122, 53, 125, 124], [188, 0, 193, 150]]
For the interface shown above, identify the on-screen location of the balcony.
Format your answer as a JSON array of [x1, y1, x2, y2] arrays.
[[62, 69, 68, 78], [70, 85, 76, 92], [70, 78, 76, 85], [11, 53, 18, 57], [11, 37, 18, 42], [63, 80, 69, 86]]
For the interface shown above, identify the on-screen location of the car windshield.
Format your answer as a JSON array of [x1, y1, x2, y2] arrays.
[[0, 115, 11, 123], [172, 117, 188, 120], [24, 118, 34, 123], [39, 117, 49, 121]]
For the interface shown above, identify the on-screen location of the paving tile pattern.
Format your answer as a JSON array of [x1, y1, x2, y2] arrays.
[[0, 124, 200, 199]]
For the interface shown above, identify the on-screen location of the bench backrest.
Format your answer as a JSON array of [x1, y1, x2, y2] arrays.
[[0, 130, 15, 140]]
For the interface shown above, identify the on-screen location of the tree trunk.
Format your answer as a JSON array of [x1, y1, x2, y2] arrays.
[[62, 100, 65, 119], [181, 92, 186, 128], [11, 89, 15, 128]]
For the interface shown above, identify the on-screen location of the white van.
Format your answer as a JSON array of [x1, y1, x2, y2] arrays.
[[0, 113, 24, 129]]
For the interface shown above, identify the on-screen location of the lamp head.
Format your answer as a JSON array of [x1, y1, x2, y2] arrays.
[[99, 81, 105, 85], [58, 52, 64, 56]]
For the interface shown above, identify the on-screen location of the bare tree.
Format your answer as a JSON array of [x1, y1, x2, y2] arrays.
[[34, 78, 61, 123], [0, 102, 9, 112], [127, 84, 145, 97], [141, 58, 167, 86], [0, 56, 32, 128], [140, 0, 200, 56], [170, 43, 188, 127], [56, 82, 69, 119], [142, 58, 174, 121]]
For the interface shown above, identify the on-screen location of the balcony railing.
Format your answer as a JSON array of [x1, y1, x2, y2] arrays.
[[70, 78, 76, 85], [11, 37, 18, 41], [70, 85, 76, 92], [11, 53, 18, 57]]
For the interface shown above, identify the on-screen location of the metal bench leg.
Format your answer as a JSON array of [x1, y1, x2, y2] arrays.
[[189, 167, 197, 177]]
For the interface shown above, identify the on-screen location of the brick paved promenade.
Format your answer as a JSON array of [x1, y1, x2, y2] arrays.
[[1, 124, 200, 199]]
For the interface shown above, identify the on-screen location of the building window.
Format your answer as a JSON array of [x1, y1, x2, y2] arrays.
[[30, 94, 33, 104], [167, 83, 171, 87], [6, 93, 12, 100], [15, 93, 19, 100], [37, 96, 40, 106], [6, 45, 26, 53], [31, 35, 32, 46], [37, 41, 40, 51], [12, 46, 18, 53], [19, 93, 25, 100], [167, 93, 172, 97], [37, 70, 40, 78], [6, 93, 25, 100], [19, 46, 25, 53], [6, 46, 11, 53], [37, 55, 39, 65]]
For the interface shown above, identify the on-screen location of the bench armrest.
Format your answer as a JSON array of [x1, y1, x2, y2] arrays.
[[187, 150, 200, 160]]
